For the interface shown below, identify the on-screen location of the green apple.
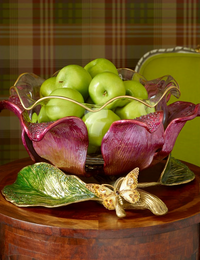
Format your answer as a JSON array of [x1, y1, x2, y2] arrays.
[[84, 58, 118, 78], [31, 112, 38, 123], [40, 77, 57, 97], [115, 100, 155, 120], [82, 109, 120, 147], [55, 64, 92, 100], [88, 72, 126, 108], [124, 80, 148, 99], [46, 88, 85, 121], [38, 105, 51, 123]]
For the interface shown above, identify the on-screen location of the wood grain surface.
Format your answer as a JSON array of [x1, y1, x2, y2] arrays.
[[0, 158, 200, 259]]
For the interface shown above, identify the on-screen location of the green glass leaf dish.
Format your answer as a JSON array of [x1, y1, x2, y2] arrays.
[[1, 157, 194, 215], [2, 162, 99, 207], [159, 155, 195, 186]]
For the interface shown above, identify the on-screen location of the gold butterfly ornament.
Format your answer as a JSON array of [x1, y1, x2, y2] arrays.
[[86, 167, 140, 218]]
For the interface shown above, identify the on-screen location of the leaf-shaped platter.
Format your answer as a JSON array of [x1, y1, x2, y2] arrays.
[[2, 162, 168, 218], [159, 155, 195, 185], [138, 155, 195, 188], [2, 162, 99, 207]]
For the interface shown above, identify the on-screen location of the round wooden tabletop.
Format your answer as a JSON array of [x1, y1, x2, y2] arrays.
[[0, 158, 200, 259]]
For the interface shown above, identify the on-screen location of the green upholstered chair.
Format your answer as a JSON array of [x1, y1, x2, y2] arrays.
[[135, 47, 200, 167]]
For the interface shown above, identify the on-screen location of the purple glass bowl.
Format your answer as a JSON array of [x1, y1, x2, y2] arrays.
[[0, 70, 200, 177]]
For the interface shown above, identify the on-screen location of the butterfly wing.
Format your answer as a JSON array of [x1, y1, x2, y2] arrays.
[[120, 167, 139, 191], [120, 189, 140, 204], [119, 167, 140, 204], [102, 192, 116, 210], [86, 167, 140, 212], [86, 184, 116, 210]]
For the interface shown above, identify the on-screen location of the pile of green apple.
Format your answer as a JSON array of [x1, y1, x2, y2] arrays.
[[32, 58, 155, 153]]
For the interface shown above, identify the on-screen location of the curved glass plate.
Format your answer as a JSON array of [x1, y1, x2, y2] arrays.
[[10, 70, 180, 116], [3, 70, 199, 177]]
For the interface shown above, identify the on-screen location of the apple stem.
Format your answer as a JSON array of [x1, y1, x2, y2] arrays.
[[103, 90, 107, 96]]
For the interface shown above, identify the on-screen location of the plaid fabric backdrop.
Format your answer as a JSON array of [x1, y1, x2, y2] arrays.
[[0, 0, 200, 166]]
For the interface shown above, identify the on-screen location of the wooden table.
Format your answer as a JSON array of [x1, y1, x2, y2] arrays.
[[0, 158, 200, 260]]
